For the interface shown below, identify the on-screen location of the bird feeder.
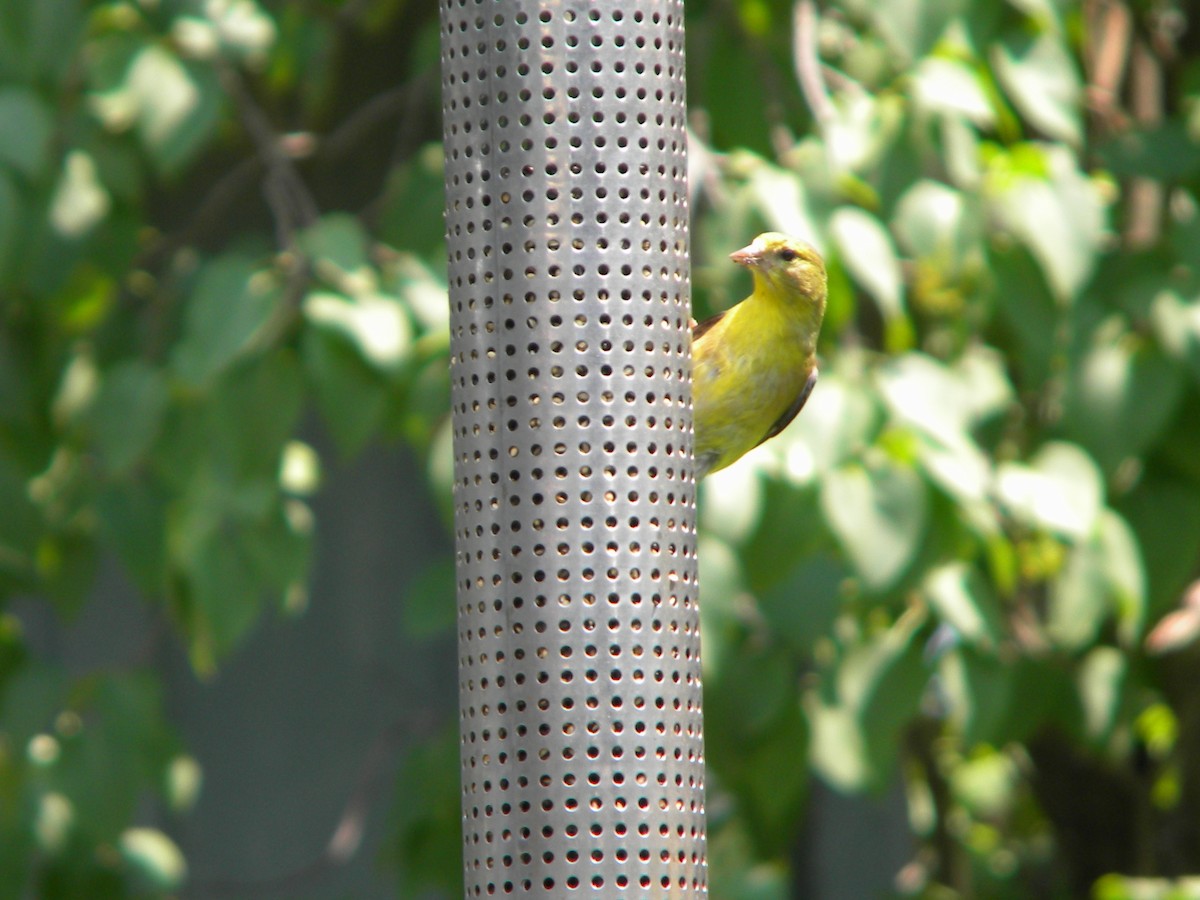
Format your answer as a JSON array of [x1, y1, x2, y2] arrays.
[[439, 0, 707, 894]]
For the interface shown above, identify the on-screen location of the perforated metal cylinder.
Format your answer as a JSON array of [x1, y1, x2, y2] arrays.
[[439, 0, 705, 895]]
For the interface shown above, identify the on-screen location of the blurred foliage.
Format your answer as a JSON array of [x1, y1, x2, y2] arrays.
[[2, 0, 1200, 897]]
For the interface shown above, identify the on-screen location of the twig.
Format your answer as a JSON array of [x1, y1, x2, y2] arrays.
[[186, 720, 415, 898], [793, 0, 834, 126], [1123, 40, 1164, 249], [1083, 0, 1133, 131], [218, 62, 320, 249]]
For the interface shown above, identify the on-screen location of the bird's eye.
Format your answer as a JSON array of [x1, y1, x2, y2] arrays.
[[778, 248, 799, 262]]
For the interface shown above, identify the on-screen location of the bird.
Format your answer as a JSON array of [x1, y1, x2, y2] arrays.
[[691, 232, 828, 480]]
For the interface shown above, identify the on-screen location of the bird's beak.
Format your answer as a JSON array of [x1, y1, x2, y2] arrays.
[[730, 244, 763, 268]]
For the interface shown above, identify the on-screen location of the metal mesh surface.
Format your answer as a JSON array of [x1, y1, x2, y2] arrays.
[[439, 0, 705, 894]]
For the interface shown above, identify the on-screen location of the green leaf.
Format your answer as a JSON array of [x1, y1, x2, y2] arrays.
[[0, 455, 40, 584], [125, 45, 219, 174], [728, 706, 809, 857], [938, 648, 1012, 747], [757, 554, 848, 655], [378, 144, 450, 260], [821, 458, 929, 592], [829, 206, 905, 322], [870, 0, 962, 64], [891, 180, 972, 263], [48, 150, 110, 238], [911, 57, 995, 126], [1061, 326, 1184, 472], [922, 562, 1002, 647], [783, 371, 880, 481], [992, 30, 1082, 145], [299, 212, 371, 278], [403, 558, 456, 638], [51, 673, 171, 840], [825, 92, 903, 175], [0, 172, 18, 286], [805, 697, 870, 792], [1048, 510, 1145, 650], [301, 326, 388, 456], [707, 641, 794, 739], [390, 729, 464, 897], [995, 441, 1103, 540], [304, 291, 413, 373], [0, 0, 87, 85], [208, 350, 305, 479], [988, 145, 1105, 303], [172, 256, 279, 388], [0, 662, 67, 749], [1149, 288, 1200, 389], [86, 361, 168, 475], [1077, 646, 1125, 742], [1097, 123, 1200, 182], [1118, 477, 1200, 616], [808, 608, 928, 789], [0, 87, 53, 180], [96, 480, 167, 595], [181, 524, 266, 668], [119, 828, 187, 892]]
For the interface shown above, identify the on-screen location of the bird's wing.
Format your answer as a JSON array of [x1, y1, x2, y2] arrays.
[[690, 309, 727, 342], [754, 366, 818, 448]]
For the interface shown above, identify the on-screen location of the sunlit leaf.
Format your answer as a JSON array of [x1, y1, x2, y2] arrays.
[[805, 699, 869, 792], [830, 206, 905, 321], [988, 144, 1106, 303], [1048, 510, 1145, 650], [893, 179, 964, 257], [1076, 646, 1125, 742], [783, 371, 880, 483], [120, 827, 187, 891], [951, 748, 1018, 818], [995, 441, 1102, 540], [745, 160, 822, 247], [304, 291, 413, 373], [91, 41, 225, 175], [922, 562, 1001, 646], [48, 151, 110, 238], [821, 458, 929, 592], [911, 57, 994, 126], [824, 92, 902, 174], [811, 608, 928, 789], [992, 29, 1082, 145], [1048, 534, 1109, 650], [1061, 324, 1185, 472]]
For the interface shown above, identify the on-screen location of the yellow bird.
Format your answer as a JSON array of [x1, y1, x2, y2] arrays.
[[691, 233, 828, 480]]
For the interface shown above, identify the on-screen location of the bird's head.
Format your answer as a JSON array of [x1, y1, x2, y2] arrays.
[[730, 233, 827, 313]]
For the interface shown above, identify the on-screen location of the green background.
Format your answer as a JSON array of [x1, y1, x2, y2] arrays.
[[2, 0, 1200, 897]]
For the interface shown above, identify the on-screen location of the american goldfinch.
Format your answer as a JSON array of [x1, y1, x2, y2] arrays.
[[692, 233, 828, 479]]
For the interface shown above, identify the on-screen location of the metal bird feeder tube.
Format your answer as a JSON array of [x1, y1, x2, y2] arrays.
[[439, 0, 706, 894]]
